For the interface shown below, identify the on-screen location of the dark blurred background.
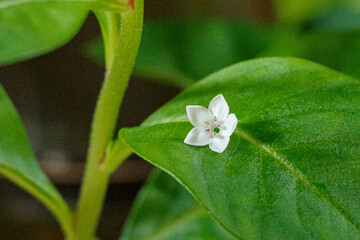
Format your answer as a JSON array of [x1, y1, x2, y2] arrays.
[[1, 0, 360, 239]]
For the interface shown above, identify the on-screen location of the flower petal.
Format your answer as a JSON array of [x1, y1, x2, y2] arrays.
[[221, 113, 238, 136], [186, 105, 212, 127], [208, 94, 229, 122], [209, 135, 230, 153], [184, 127, 211, 146]]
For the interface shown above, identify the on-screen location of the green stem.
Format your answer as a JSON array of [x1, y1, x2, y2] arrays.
[[74, 162, 111, 239], [94, 11, 119, 71], [74, 0, 144, 239]]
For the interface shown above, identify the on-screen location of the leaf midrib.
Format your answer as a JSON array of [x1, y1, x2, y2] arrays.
[[234, 129, 360, 234]]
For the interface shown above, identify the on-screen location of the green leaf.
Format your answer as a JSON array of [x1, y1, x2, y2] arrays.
[[259, 31, 360, 81], [83, 36, 105, 65], [135, 20, 286, 88], [119, 57, 360, 239], [273, 0, 360, 28], [120, 168, 236, 240], [85, 19, 293, 87], [135, 20, 360, 86], [0, 0, 132, 66], [85, 19, 360, 89], [305, 3, 360, 32], [273, 0, 330, 28], [0, 84, 71, 234], [1, 0, 133, 12]]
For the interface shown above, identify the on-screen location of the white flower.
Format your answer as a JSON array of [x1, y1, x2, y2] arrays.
[[184, 94, 238, 153]]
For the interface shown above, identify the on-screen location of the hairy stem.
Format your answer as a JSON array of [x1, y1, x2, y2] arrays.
[[74, 0, 144, 238], [94, 11, 119, 71]]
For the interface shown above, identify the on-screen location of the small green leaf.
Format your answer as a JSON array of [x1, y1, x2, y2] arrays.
[[0, 84, 71, 233], [120, 169, 236, 240], [119, 57, 360, 239]]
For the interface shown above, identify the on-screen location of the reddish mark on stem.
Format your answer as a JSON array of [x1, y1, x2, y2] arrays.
[[99, 154, 106, 166], [128, 0, 134, 9]]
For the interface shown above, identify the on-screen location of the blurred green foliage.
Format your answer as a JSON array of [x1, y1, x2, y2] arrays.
[[0, 84, 71, 232], [120, 169, 236, 240], [273, 0, 360, 29], [85, 17, 360, 88]]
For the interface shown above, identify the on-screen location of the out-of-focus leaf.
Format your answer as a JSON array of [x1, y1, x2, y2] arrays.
[[274, 0, 331, 28], [0, 84, 71, 231], [0, 0, 137, 66], [85, 19, 293, 87], [119, 57, 360, 239], [134, 20, 292, 88], [259, 31, 360, 80], [1, 0, 133, 13], [85, 19, 360, 88], [273, 0, 360, 28], [83, 36, 105, 65], [0, 1, 92, 66], [304, 4, 360, 32], [120, 169, 236, 240]]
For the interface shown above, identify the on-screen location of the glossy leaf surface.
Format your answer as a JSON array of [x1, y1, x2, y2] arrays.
[[120, 58, 360, 239], [120, 169, 236, 240], [0, 0, 89, 66], [0, 85, 71, 231]]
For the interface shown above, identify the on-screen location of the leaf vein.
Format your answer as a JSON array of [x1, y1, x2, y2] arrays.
[[235, 129, 360, 234]]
